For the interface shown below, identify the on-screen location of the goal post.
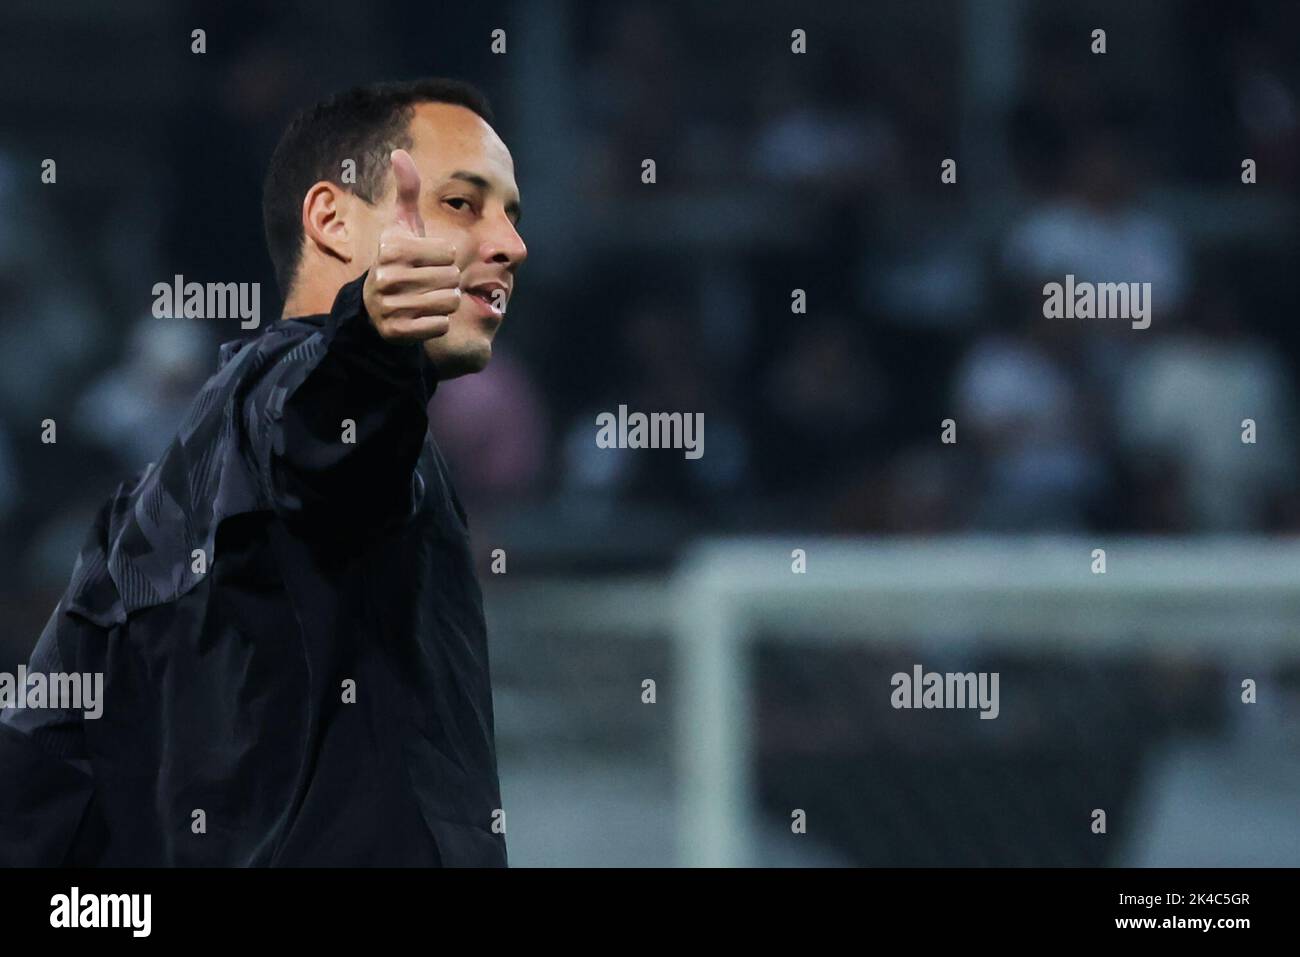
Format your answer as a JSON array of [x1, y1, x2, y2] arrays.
[[669, 536, 1300, 867]]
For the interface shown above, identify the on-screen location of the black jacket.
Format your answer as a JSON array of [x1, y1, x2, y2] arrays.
[[0, 273, 506, 866]]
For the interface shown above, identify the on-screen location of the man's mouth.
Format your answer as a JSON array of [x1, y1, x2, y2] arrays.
[[463, 282, 507, 318]]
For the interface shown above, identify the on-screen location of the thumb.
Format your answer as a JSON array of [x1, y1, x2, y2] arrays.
[[389, 148, 425, 237]]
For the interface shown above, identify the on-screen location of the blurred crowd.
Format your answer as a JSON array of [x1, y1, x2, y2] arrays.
[[3, 0, 1300, 650]]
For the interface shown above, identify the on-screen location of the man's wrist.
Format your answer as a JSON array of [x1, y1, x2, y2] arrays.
[[326, 271, 426, 380]]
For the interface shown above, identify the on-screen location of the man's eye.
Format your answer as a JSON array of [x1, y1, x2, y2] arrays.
[[445, 197, 472, 212]]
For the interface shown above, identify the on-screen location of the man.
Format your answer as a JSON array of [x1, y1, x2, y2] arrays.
[[0, 78, 527, 866]]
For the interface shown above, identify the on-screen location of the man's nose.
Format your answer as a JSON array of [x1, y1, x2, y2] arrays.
[[480, 214, 527, 266]]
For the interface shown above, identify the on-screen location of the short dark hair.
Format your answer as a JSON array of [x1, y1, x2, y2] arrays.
[[261, 78, 494, 294]]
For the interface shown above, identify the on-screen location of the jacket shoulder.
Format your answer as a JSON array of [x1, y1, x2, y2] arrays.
[[63, 324, 322, 625]]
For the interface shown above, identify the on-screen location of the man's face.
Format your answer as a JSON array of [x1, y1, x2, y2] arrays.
[[361, 102, 526, 377]]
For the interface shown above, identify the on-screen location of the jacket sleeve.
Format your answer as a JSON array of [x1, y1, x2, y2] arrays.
[[243, 271, 436, 535], [0, 604, 103, 866]]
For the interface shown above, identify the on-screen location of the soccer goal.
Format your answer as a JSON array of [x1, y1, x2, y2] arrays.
[[668, 536, 1300, 867]]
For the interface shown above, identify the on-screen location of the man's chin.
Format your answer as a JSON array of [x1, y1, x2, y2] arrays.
[[423, 337, 492, 379]]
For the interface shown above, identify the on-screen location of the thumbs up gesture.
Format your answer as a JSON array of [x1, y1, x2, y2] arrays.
[[362, 149, 460, 341]]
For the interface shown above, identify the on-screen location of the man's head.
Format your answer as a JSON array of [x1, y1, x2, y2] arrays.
[[263, 78, 526, 377]]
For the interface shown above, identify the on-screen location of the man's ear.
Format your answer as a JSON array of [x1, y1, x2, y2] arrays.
[[301, 181, 356, 266]]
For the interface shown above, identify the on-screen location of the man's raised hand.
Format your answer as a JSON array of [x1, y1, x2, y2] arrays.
[[362, 148, 459, 342]]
